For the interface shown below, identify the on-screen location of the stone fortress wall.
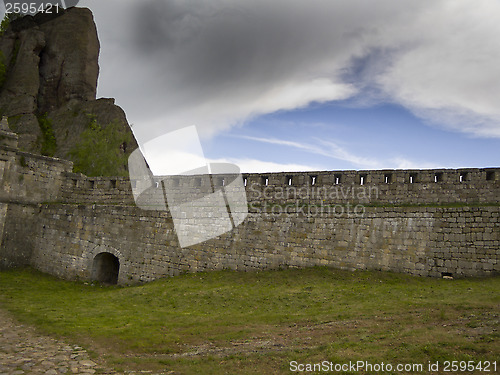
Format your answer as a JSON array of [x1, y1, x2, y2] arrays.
[[0, 125, 499, 283]]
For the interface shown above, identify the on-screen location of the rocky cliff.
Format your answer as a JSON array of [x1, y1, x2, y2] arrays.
[[0, 7, 137, 175]]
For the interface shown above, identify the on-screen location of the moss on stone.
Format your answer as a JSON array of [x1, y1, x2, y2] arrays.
[[37, 113, 57, 157], [68, 118, 131, 177]]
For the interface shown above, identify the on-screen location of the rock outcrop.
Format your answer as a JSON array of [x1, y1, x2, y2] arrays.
[[0, 7, 137, 175]]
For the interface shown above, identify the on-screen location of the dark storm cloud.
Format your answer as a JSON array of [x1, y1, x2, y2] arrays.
[[83, 0, 500, 142], [130, 0, 351, 104]]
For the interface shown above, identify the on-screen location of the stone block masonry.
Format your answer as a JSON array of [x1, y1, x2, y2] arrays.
[[29, 204, 499, 282], [0, 127, 499, 281]]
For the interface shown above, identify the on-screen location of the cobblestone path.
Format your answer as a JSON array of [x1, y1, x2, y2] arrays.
[[0, 308, 117, 375]]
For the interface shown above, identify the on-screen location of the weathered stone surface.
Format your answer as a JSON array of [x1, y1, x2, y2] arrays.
[[4, 113, 41, 151], [0, 28, 45, 116], [0, 128, 498, 279], [0, 116, 9, 131], [37, 8, 99, 113], [0, 9, 497, 286], [48, 97, 137, 159], [0, 7, 137, 172]]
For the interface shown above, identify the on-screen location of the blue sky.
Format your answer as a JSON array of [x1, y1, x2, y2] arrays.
[[5, 0, 498, 173], [204, 101, 500, 172]]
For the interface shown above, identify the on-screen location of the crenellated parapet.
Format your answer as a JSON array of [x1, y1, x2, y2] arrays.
[[242, 168, 500, 205], [50, 167, 500, 208], [0, 130, 498, 281], [58, 173, 135, 205]]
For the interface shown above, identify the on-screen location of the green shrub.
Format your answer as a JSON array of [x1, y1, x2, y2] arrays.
[[0, 12, 21, 36], [0, 14, 11, 36], [69, 117, 131, 177]]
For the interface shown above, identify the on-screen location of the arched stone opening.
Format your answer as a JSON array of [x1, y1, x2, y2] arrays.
[[91, 252, 120, 285]]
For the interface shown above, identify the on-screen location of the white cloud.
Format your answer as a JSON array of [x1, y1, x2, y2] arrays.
[[237, 135, 439, 171], [315, 139, 381, 169], [209, 157, 320, 173], [248, 79, 356, 115], [373, 0, 500, 137], [238, 135, 383, 169], [388, 157, 442, 170]]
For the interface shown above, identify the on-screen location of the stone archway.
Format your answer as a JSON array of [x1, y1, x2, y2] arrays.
[[91, 252, 120, 285]]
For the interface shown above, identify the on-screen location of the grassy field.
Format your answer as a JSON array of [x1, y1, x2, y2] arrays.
[[0, 267, 498, 374]]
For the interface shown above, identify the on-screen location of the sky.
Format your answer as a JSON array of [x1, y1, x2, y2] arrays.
[[3, 0, 500, 173]]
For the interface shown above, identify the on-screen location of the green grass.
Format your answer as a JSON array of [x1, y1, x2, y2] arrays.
[[0, 268, 498, 374], [249, 202, 500, 210]]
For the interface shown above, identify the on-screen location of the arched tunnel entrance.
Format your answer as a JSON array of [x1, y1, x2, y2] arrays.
[[91, 252, 120, 285]]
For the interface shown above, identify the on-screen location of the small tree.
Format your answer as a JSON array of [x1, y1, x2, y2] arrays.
[[0, 12, 21, 35], [69, 118, 131, 177]]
